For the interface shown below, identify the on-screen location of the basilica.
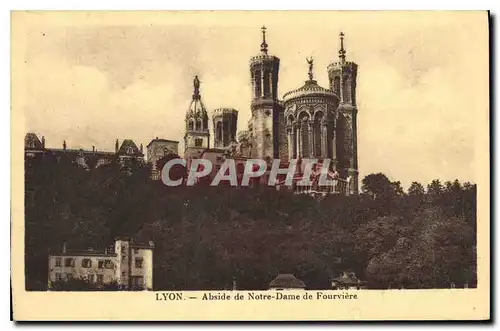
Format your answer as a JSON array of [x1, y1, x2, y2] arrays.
[[183, 28, 359, 195], [24, 27, 359, 195]]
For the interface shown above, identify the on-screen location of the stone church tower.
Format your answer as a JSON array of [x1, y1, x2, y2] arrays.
[[327, 33, 359, 195], [249, 26, 285, 161], [213, 108, 238, 149], [184, 76, 210, 161]]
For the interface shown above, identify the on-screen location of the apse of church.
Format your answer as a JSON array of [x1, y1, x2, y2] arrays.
[[180, 29, 359, 195], [282, 57, 340, 161]]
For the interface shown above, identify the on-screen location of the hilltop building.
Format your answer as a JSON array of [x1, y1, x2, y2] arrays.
[[181, 28, 359, 195]]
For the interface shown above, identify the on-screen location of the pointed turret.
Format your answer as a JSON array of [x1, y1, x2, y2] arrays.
[[249, 26, 282, 160], [327, 31, 359, 195]]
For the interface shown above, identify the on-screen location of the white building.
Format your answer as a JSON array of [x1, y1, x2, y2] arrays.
[[48, 237, 154, 290]]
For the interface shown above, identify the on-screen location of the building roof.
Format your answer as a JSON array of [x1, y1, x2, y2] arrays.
[[146, 138, 179, 148], [269, 274, 306, 289], [51, 247, 117, 257], [331, 271, 367, 285], [49, 148, 115, 157], [283, 79, 338, 103], [25, 133, 44, 150], [117, 139, 144, 157], [212, 108, 238, 119], [188, 98, 207, 116], [200, 148, 227, 157]]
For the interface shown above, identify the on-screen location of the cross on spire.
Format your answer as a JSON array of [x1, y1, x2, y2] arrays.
[[339, 31, 346, 63], [260, 25, 268, 55]]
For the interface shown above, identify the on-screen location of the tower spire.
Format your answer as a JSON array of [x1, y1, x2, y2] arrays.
[[260, 25, 268, 55], [193, 75, 201, 100], [339, 32, 346, 63]]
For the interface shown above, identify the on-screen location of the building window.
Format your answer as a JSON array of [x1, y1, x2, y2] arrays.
[[122, 272, 126, 276], [133, 276, 144, 289], [55, 257, 62, 267], [104, 260, 113, 269], [98, 261, 104, 269], [82, 259, 92, 268], [88, 274, 95, 283], [67, 273, 73, 280], [97, 274, 104, 284], [195, 138, 203, 147], [134, 248, 139, 254], [55, 273, 62, 281], [64, 258, 75, 267], [121, 245, 127, 253], [122, 255, 127, 261], [135, 258, 143, 268], [127, 147, 134, 155]]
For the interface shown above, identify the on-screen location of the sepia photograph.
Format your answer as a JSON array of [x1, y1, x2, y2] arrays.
[[11, 10, 490, 320]]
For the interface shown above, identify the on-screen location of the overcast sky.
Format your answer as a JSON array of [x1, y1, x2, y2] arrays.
[[14, 11, 488, 188]]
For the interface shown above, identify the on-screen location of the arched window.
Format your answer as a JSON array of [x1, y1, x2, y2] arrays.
[[333, 76, 341, 95], [300, 117, 309, 158], [335, 113, 348, 167], [254, 70, 262, 98], [127, 147, 134, 155], [263, 70, 270, 97], [216, 122, 223, 142], [313, 111, 324, 157], [188, 120, 194, 131], [196, 119, 202, 131], [342, 75, 351, 103]]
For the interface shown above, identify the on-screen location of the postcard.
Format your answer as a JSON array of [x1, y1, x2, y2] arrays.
[[11, 10, 490, 321]]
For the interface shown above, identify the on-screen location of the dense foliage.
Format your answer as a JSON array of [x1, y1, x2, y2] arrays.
[[25, 154, 477, 290]]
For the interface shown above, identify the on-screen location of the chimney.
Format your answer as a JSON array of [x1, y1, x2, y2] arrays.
[[41, 136, 45, 148], [63, 140, 67, 150], [140, 143, 143, 153], [92, 145, 95, 153], [115, 139, 119, 153], [62, 242, 67, 254]]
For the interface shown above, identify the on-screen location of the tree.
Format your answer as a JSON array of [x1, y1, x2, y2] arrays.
[[408, 182, 425, 197], [361, 173, 394, 199], [427, 179, 444, 203]]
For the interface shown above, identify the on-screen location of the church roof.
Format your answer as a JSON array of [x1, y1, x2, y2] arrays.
[[187, 75, 207, 117], [117, 139, 144, 157], [268, 274, 306, 289], [188, 98, 207, 115], [283, 79, 338, 103]]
